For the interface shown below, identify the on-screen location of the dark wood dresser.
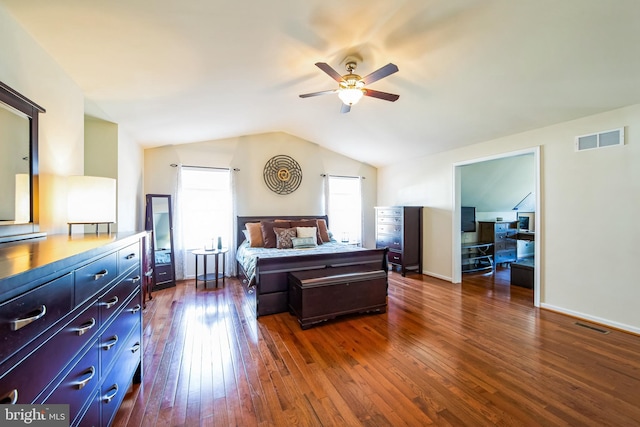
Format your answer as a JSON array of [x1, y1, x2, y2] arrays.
[[478, 221, 517, 266], [375, 206, 423, 276], [0, 232, 145, 426]]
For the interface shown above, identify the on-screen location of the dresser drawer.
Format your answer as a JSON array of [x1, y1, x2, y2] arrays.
[[377, 224, 402, 235], [73, 389, 101, 427], [376, 234, 402, 251], [376, 216, 402, 226], [0, 273, 73, 365], [376, 207, 402, 217], [100, 293, 142, 373], [154, 263, 174, 283], [99, 267, 141, 324], [100, 325, 142, 427], [495, 250, 517, 264], [387, 251, 402, 265], [0, 315, 96, 405], [42, 338, 100, 425], [75, 253, 118, 305], [118, 242, 140, 275]]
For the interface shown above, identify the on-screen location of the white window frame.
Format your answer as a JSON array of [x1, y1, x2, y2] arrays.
[[326, 175, 362, 245]]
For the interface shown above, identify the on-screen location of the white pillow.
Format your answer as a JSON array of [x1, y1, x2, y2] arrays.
[[296, 227, 318, 244]]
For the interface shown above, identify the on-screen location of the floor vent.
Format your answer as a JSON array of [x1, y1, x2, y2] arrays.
[[575, 128, 624, 151], [575, 322, 610, 334]]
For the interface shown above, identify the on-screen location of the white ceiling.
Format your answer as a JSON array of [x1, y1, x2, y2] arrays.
[[3, 0, 640, 167]]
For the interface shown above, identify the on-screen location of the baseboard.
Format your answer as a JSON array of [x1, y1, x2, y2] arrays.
[[421, 270, 453, 282], [540, 303, 640, 336]]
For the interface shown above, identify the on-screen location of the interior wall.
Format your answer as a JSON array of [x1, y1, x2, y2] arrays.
[[0, 4, 85, 234], [378, 103, 640, 333], [143, 132, 378, 248]]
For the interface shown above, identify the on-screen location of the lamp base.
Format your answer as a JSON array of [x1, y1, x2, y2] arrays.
[[68, 222, 114, 236]]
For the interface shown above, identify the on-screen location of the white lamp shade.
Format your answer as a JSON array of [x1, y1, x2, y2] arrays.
[[67, 176, 116, 223], [14, 173, 30, 223]]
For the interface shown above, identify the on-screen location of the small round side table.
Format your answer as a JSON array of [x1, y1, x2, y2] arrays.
[[192, 248, 228, 289]]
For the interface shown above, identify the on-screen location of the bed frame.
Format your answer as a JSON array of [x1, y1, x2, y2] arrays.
[[236, 215, 389, 318]]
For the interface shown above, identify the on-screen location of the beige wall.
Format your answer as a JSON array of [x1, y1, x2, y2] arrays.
[[0, 5, 143, 235], [1, 5, 84, 234], [144, 132, 378, 248], [378, 104, 640, 333]]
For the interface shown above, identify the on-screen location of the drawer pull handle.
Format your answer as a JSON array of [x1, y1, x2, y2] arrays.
[[125, 253, 136, 260], [94, 269, 109, 280], [11, 305, 46, 331], [131, 342, 141, 353], [104, 296, 119, 309], [0, 389, 18, 404], [158, 271, 167, 276], [130, 304, 142, 314], [76, 317, 97, 336], [102, 335, 119, 351], [103, 384, 119, 403], [75, 366, 96, 390], [131, 275, 141, 283]]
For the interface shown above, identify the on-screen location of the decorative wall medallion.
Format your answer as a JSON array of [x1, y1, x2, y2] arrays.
[[263, 155, 302, 195]]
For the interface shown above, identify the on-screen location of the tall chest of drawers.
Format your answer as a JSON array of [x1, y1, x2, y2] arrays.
[[0, 232, 145, 427], [478, 221, 517, 266], [375, 206, 423, 276]]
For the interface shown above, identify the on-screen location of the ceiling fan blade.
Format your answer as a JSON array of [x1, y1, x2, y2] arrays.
[[315, 62, 344, 83], [340, 103, 351, 114], [363, 89, 400, 102], [299, 89, 336, 98], [361, 63, 399, 85]]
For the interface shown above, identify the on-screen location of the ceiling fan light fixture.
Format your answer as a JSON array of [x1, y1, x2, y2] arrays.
[[338, 87, 364, 106]]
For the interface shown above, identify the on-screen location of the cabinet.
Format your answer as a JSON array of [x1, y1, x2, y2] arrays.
[[461, 242, 494, 273], [375, 206, 423, 276], [478, 221, 517, 266], [0, 232, 144, 426]]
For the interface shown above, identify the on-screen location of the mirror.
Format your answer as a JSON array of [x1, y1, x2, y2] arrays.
[[0, 81, 45, 243], [145, 194, 176, 290]]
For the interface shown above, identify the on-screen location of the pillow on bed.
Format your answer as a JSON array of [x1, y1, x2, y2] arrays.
[[316, 219, 331, 243], [260, 221, 290, 248], [290, 220, 322, 244], [274, 227, 297, 249], [296, 226, 317, 241], [292, 236, 317, 249], [245, 222, 264, 247]]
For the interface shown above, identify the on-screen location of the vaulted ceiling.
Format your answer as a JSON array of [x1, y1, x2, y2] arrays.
[[2, 0, 640, 167]]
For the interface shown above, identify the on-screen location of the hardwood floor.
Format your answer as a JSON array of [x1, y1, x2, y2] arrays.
[[114, 267, 640, 426]]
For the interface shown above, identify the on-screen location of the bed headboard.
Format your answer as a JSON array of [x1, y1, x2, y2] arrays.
[[236, 215, 329, 249]]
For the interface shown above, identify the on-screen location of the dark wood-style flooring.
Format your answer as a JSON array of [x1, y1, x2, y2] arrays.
[[114, 267, 640, 426]]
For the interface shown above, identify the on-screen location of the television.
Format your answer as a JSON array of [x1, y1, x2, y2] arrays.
[[461, 206, 476, 232]]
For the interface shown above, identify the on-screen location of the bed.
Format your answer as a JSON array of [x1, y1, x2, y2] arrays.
[[236, 215, 389, 318]]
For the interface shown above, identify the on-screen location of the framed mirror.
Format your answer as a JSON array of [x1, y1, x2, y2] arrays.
[[145, 194, 176, 290], [0, 81, 45, 243]]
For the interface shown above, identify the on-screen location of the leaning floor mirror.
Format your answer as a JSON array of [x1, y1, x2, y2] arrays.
[[145, 194, 176, 290]]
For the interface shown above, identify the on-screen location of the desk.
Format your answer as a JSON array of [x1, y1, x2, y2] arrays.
[[192, 248, 228, 289]]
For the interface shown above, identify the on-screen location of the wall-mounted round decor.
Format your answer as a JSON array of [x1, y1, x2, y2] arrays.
[[263, 155, 302, 195]]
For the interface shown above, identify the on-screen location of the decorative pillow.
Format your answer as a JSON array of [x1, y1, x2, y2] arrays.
[[292, 236, 317, 249], [296, 226, 318, 242], [274, 227, 297, 249], [316, 219, 331, 243], [242, 229, 250, 242], [260, 221, 290, 248], [246, 222, 264, 247], [290, 220, 322, 244]]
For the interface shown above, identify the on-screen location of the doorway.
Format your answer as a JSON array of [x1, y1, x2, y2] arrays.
[[452, 147, 541, 307]]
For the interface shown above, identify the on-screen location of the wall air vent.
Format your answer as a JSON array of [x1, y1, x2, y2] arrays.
[[575, 128, 624, 152]]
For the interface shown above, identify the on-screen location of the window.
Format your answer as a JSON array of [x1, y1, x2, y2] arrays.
[[180, 167, 232, 250], [326, 175, 362, 244]]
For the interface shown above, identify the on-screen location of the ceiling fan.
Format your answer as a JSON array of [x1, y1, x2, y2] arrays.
[[299, 61, 400, 113]]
